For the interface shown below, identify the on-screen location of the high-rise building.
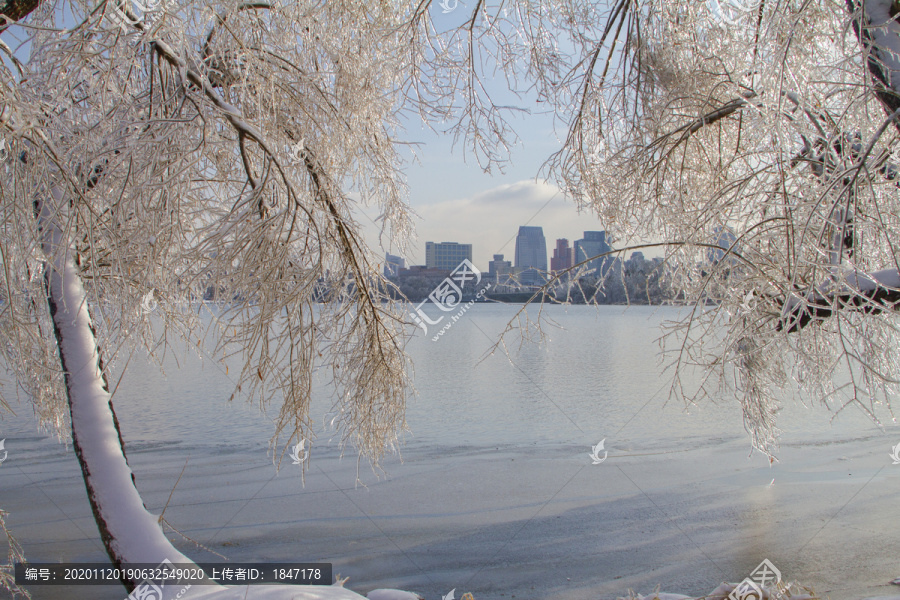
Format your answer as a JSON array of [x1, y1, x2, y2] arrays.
[[550, 239, 573, 272], [573, 231, 612, 275], [707, 226, 738, 265], [425, 241, 473, 271], [514, 226, 547, 271], [384, 253, 405, 277], [489, 253, 513, 283]]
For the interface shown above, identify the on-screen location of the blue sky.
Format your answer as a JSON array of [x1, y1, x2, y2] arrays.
[[360, 120, 614, 271], [361, 99, 612, 269], [356, 1, 623, 272]]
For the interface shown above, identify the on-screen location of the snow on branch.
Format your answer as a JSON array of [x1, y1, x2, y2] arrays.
[[778, 267, 900, 332], [0, 509, 29, 599], [36, 188, 194, 585], [849, 0, 900, 126]]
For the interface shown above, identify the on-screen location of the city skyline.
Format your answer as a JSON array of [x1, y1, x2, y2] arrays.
[[360, 179, 647, 272], [391, 227, 647, 275]]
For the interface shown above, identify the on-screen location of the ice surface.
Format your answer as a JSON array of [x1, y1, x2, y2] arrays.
[[4, 306, 900, 599], [5, 428, 900, 600]]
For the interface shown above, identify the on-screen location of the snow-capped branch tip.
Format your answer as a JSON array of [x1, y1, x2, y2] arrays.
[[778, 268, 900, 332]]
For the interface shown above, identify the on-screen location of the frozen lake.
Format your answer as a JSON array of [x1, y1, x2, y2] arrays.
[[2, 304, 900, 599]]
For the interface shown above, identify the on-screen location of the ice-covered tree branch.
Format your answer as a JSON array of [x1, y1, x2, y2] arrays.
[[36, 186, 194, 588], [848, 0, 900, 130], [0, 0, 44, 32], [10, 0, 900, 592]]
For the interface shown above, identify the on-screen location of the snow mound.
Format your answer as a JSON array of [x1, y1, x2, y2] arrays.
[[366, 589, 425, 600], [175, 584, 369, 599], [620, 593, 691, 600]]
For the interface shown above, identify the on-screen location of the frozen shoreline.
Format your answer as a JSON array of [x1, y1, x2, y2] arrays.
[[4, 428, 899, 600]]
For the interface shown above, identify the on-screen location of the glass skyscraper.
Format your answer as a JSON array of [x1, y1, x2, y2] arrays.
[[514, 226, 547, 271], [573, 231, 612, 274]]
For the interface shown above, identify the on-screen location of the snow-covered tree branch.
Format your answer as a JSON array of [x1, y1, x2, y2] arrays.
[[36, 186, 194, 586], [528, 0, 900, 452], [7, 0, 900, 595], [1, 0, 423, 595]]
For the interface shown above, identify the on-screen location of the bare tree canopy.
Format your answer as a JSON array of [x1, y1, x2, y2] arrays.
[[541, 0, 900, 452], [0, 0, 423, 460], [1, 0, 426, 588], [5, 0, 900, 594]]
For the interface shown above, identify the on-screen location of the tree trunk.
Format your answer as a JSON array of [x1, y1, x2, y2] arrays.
[[36, 188, 194, 592], [0, 0, 45, 32], [34, 188, 372, 600]]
